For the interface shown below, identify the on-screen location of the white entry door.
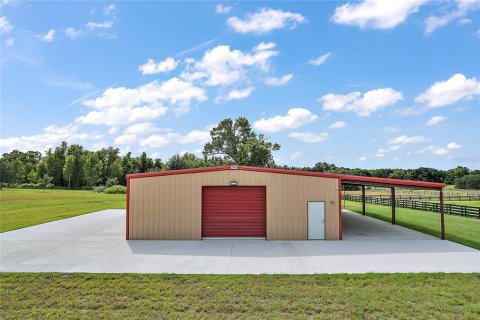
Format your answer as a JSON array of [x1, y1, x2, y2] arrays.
[[308, 202, 325, 240]]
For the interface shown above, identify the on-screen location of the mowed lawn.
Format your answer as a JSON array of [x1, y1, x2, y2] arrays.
[[1, 273, 479, 319], [344, 200, 480, 250], [0, 189, 125, 232]]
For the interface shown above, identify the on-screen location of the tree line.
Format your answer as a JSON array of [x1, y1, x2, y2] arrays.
[[1, 117, 479, 189]]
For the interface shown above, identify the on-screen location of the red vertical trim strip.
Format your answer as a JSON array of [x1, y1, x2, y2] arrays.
[[440, 189, 445, 240], [126, 177, 130, 240], [338, 178, 342, 240]]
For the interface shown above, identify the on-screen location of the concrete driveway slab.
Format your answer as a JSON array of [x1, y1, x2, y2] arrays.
[[1, 209, 479, 274]]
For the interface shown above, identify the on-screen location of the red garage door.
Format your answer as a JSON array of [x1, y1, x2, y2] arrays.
[[202, 186, 266, 237]]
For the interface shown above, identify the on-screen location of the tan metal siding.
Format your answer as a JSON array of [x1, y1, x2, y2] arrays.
[[128, 169, 339, 240]]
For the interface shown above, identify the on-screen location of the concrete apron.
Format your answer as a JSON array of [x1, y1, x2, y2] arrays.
[[1, 209, 479, 274]]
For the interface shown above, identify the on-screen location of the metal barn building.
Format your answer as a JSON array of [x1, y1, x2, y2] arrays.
[[126, 165, 445, 241]]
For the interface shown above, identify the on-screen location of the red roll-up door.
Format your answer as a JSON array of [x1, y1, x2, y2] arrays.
[[202, 186, 266, 237]]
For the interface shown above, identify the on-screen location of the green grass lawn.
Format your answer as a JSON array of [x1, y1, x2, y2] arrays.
[[1, 273, 479, 319], [0, 188, 126, 232], [344, 200, 480, 250]]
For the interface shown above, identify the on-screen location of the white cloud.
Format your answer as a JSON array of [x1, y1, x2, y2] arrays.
[[139, 57, 179, 75], [0, 16, 12, 34], [65, 27, 81, 39], [253, 108, 318, 132], [4, 37, 14, 46], [426, 115, 447, 126], [115, 127, 210, 148], [124, 122, 159, 135], [320, 88, 403, 117], [179, 129, 211, 144], [388, 135, 426, 145], [375, 145, 401, 157], [393, 106, 425, 116], [309, 53, 332, 66], [217, 87, 255, 102], [103, 4, 116, 15], [216, 4, 232, 14], [0, 123, 102, 152], [420, 142, 461, 156], [76, 77, 207, 126], [476, 28, 480, 37], [328, 121, 347, 129], [290, 151, 302, 160], [425, 0, 480, 34], [39, 29, 55, 42], [181, 42, 278, 87], [265, 73, 293, 86], [357, 156, 367, 162], [415, 73, 480, 107], [332, 0, 427, 29], [227, 8, 306, 34], [384, 126, 400, 133], [86, 21, 113, 30], [458, 18, 472, 25], [288, 132, 328, 143]]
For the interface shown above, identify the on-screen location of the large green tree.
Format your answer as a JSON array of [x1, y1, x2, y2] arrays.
[[202, 117, 280, 167]]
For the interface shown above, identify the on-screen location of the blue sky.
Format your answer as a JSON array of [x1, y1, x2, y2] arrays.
[[1, 0, 479, 169]]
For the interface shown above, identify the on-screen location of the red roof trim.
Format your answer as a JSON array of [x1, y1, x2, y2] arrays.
[[126, 165, 444, 189]]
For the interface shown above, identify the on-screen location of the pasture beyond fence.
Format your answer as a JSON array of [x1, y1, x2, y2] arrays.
[[343, 195, 480, 219]]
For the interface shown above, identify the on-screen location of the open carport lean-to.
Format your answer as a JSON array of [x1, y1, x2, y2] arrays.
[[338, 174, 446, 239]]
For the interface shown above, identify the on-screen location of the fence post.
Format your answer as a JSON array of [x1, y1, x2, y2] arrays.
[[391, 187, 396, 225], [361, 185, 366, 216], [440, 190, 445, 240]]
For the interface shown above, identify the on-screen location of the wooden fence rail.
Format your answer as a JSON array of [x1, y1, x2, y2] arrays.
[[357, 195, 480, 201], [343, 195, 480, 219]]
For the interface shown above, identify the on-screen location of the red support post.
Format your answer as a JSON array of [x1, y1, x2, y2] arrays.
[[361, 185, 366, 216], [440, 189, 445, 240], [391, 187, 396, 224]]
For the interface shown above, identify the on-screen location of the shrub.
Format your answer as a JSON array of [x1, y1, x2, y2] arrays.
[[93, 185, 106, 193], [20, 183, 40, 189], [455, 174, 480, 189], [106, 177, 119, 188], [103, 185, 126, 194]]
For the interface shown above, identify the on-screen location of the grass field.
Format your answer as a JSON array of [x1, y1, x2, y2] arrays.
[[344, 200, 480, 250], [0, 188, 125, 232], [1, 273, 479, 319]]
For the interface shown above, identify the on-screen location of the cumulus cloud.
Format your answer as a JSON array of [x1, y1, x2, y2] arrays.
[[426, 115, 447, 126], [415, 73, 480, 107], [86, 21, 113, 30], [309, 53, 332, 66], [227, 8, 306, 34], [388, 135, 426, 145], [181, 42, 279, 87], [253, 108, 318, 132], [64, 27, 81, 39], [375, 145, 401, 157], [124, 122, 159, 135], [417, 142, 461, 155], [216, 87, 255, 102], [331, 0, 427, 29], [288, 132, 329, 143], [76, 77, 207, 126], [0, 16, 13, 34], [39, 29, 55, 42], [328, 121, 347, 129], [0, 123, 102, 152], [357, 156, 367, 162], [425, 0, 480, 35], [103, 4, 116, 15], [320, 88, 403, 117], [265, 73, 293, 86], [216, 4, 232, 14], [139, 57, 179, 75]]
